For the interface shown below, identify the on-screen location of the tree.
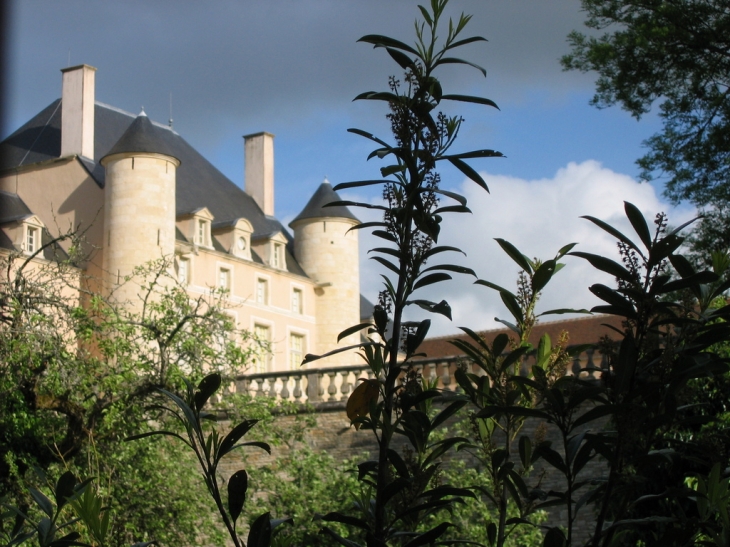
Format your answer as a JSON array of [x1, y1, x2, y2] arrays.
[[562, 0, 730, 258], [0, 235, 260, 546]]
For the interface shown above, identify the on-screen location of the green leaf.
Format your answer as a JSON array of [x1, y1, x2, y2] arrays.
[[432, 400, 467, 429], [218, 420, 258, 460], [543, 527, 566, 547], [403, 522, 452, 547], [319, 527, 365, 547], [531, 259, 557, 293], [500, 291, 524, 325], [420, 264, 476, 277], [29, 488, 54, 519], [357, 34, 419, 54], [569, 252, 635, 283], [519, 435, 532, 469], [380, 164, 406, 177], [386, 47, 415, 70], [495, 239, 532, 273], [387, 449, 410, 478], [448, 158, 489, 192], [443, 90, 499, 105], [371, 256, 401, 275], [346, 128, 390, 148], [125, 430, 191, 447], [573, 404, 615, 428], [537, 308, 591, 317], [624, 202, 652, 250], [338, 322, 374, 342], [54, 472, 77, 511], [333, 180, 392, 191], [487, 522, 497, 546], [194, 373, 221, 412], [247, 511, 272, 547], [580, 215, 645, 258], [445, 35, 488, 50], [413, 272, 452, 291], [409, 299, 452, 319], [432, 188, 467, 206], [227, 470, 248, 525], [474, 279, 510, 294], [321, 512, 370, 531], [443, 149, 504, 160]]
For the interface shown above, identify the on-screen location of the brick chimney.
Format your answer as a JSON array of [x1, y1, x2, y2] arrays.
[[61, 64, 96, 159], [243, 132, 275, 216]]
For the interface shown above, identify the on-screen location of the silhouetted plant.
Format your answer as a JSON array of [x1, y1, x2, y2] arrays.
[[304, 1, 502, 545]]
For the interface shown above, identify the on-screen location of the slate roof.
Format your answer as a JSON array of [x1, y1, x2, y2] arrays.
[[0, 100, 301, 268], [0, 190, 33, 224], [0, 191, 68, 262], [0, 99, 366, 301], [102, 112, 179, 161], [290, 180, 359, 226]]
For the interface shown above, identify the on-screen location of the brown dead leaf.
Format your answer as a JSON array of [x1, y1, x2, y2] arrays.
[[346, 379, 380, 430]]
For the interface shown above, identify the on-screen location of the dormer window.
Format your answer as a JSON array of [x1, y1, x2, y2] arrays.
[[13, 215, 46, 257], [196, 219, 210, 246], [26, 226, 39, 254], [177, 207, 215, 249], [273, 243, 284, 269]]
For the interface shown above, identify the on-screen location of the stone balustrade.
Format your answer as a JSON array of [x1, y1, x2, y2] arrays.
[[229, 346, 609, 407]]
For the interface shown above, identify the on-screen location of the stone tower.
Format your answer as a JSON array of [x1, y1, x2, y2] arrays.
[[290, 179, 360, 367], [100, 111, 180, 308]]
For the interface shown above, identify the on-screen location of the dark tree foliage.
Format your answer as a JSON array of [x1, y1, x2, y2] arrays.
[[562, 0, 730, 210]]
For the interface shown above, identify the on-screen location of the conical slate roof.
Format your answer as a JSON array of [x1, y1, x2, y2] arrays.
[[289, 180, 359, 227], [102, 111, 179, 162]]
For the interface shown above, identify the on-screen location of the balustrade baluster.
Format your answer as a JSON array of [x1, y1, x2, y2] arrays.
[[441, 362, 452, 389], [341, 371, 352, 398], [327, 371, 338, 401], [256, 379, 265, 398], [268, 378, 277, 398], [293, 374, 303, 402], [280, 375, 290, 400]]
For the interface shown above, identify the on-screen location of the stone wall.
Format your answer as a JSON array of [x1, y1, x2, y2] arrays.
[[217, 400, 608, 544]]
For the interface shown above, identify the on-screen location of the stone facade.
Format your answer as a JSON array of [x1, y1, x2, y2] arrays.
[[0, 64, 366, 374]]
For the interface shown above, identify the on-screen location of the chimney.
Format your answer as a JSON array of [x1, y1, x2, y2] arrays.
[[243, 132, 275, 216], [61, 64, 96, 159]]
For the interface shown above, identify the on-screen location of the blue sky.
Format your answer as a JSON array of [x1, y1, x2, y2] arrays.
[[3, 0, 690, 334]]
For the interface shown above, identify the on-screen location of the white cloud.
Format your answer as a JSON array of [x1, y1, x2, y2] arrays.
[[353, 160, 696, 336]]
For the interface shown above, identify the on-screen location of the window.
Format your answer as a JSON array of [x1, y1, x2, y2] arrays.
[[292, 288, 303, 314], [177, 258, 189, 285], [256, 278, 268, 305], [218, 267, 231, 290], [272, 243, 284, 269], [253, 323, 272, 373], [289, 333, 304, 370], [195, 219, 209, 246], [26, 226, 39, 254]]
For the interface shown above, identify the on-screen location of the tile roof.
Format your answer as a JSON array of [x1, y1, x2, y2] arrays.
[[417, 314, 624, 359]]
